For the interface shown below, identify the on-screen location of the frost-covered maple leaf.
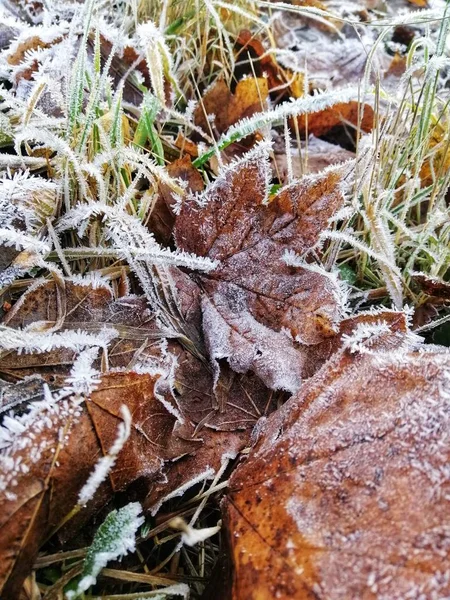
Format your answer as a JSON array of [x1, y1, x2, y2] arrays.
[[174, 142, 347, 394], [223, 331, 450, 600]]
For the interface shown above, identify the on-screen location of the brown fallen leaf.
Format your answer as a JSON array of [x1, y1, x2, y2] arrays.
[[0, 273, 280, 594], [194, 77, 269, 139], [301, 308, 409, 377], [5, 25, 65, 84], [0, 278, 157, 381], [295, 101, 375, 137], [222, 325, 450, 599], [0, 371, 195, 598], [6, 34, 63, 67], [274, 135, 355, 179], [235, 30, 286, 94], [1, 275, 278, 431], [97, 34, 162, 106], [412, 272, 450, 300], [148, 155, 204, 246], [174, 143, 346, 393], [420, 120, 450, 188]]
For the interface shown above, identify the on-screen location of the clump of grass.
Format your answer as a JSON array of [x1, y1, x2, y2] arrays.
[[321, 4, 450, 314]]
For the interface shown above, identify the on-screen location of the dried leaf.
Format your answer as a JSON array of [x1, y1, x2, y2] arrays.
[[194, 77, 269, 139], [0, 371, 199, 597], [0, 273, 280, 593], [98, 35, 149, 106], [274, 135, 355, 179], [301, 309, 409, 377], [292, 0, 342, 33], [175, 145, 346, 393], [172, 348, 280, 431], [6, 35, 62, 66], [420, 121, 450, 188], [148, 155, 204, 245], [1, 279, 156, 380], [222, 327, 450, 599], [235, 30, 285, 93], [412, 272, 450, 300], [295, 101, 375, 137], [2, 275, 277, 430]]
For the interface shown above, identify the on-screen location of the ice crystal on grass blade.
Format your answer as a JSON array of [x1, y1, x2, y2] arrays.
[[0, 326, 117, 355], [194, 86, 369, 167], [63, 347, 101, 397], [138, 21, 181, 105], [66, 502, 144, 599]]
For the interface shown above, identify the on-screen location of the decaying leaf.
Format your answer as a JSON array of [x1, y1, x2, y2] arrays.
[[235, 30, 286, 94], [0, 360, 261, 596], [1, 275, 278, 430], [419, 120, 450, 188], [4, 23, 66, 84], [148, 155, 205, 246], [194, 77, 269, 139], [301, 308, 409, 377], [0, 371, 195, 597], [272, 6, 391, 92], [412, 272, 450, 300], [174, 143, 347, 393], [0, 278, 155, 380], [295, 101, 375, 137], [0, 273, 280, 596], [274, 135, 355, 179], [222, 322, 450, 599]]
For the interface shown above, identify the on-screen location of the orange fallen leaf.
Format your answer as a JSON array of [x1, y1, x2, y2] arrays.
[[223, 324, 450, 599], [194, 77, 268, 139], [0, 275, 278, 595], [235, 30, 286, 93], [7, 35, 63, 67], [420, 121, 450, 187], [295, 101, 375, 137], [0, 372, 193, 597]]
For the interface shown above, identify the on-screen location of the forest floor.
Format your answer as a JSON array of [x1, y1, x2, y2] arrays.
[[1, 0, 450, 599]]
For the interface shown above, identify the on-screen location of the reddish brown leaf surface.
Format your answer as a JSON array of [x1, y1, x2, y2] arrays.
[[0, 366, 257, 597], [174, 145, 346, 393], [412, 272, 450, 300], [0, 372, 170, 597], [194, 77, 269, 139], [235, 31, 286, 94], [0, 274, 281, 596], [148, 155, 205, 245], [222, 329, 450, 599], [2, 276, 279, 430], [294, 101, 375, 137], [301, 308, 409, 377]]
